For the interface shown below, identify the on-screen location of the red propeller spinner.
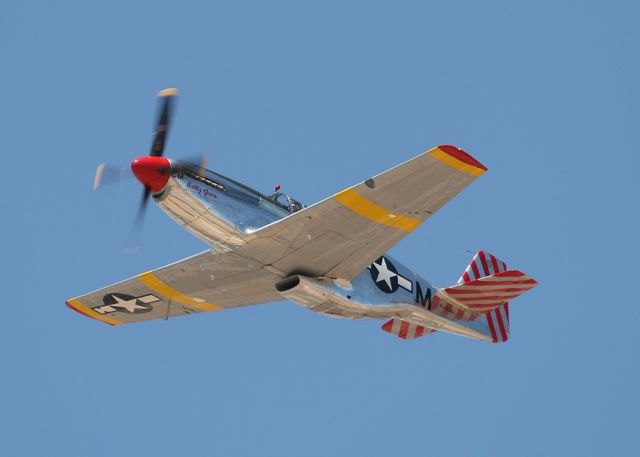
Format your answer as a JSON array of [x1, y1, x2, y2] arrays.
[[131, 156, 171, 193]]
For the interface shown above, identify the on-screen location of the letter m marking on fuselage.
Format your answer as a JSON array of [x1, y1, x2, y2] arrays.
[[415, 282, 433, 310]]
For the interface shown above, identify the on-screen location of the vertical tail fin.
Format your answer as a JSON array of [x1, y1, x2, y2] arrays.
[[459, 251, 512, 343], [457, 250, 508, 284]]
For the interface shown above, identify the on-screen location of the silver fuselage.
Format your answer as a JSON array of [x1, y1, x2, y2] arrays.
[[153, 165, 491, 341]]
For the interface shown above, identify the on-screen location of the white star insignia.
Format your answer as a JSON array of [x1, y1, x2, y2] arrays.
[[372, 258, 397, 289], [110, 295, 149, 313]]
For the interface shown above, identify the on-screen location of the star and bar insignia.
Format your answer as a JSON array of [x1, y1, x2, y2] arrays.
[[93, 292, 160, 315], [369, 256, 412, 294]]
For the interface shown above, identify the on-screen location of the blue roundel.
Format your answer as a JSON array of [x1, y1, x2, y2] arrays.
[[370, 256, 399, 294]]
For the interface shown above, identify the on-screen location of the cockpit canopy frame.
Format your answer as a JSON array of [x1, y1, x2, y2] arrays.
[[269, 191, 305, 213]]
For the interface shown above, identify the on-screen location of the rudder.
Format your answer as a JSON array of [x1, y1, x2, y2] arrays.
[[457, 251, 534, 343]]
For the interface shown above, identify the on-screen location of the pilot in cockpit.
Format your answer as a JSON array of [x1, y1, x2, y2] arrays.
[[289, 200, 303, 213]]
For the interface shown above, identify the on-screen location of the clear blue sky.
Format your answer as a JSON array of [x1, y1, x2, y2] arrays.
[[1, 1, 637, 455]]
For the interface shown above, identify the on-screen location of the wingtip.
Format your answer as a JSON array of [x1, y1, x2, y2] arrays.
[[65, 299, 119, 326], [437, 145, 488, 172], [66, 299, 92, 319], [157, 88, 179, 97]]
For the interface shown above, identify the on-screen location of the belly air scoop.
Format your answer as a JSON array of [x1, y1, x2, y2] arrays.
[[274, 275, 492, 341]]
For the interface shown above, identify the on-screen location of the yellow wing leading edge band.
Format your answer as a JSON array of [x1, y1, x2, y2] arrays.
[[428, 147, 487, 177], [66, 299, 124, 326], [335, 146, 485, 231], [137, 271, 222, 312], [335, 188, 421, 232]]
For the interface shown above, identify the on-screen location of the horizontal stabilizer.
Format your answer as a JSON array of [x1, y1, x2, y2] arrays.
[[439, 269, 537, 313], [381, 319, 436, 339]]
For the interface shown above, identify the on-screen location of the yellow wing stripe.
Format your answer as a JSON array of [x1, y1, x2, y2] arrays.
[[66, 299, 124, 326], [137, 272, 222, 311], [335, 188, 421, 232], [429, 148, 487, 177]]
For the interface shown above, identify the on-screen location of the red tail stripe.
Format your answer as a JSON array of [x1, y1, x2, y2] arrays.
[[381, 319, 393, 332], [489, 254, 500, 275], [415, 326, 425, 338], [470, 261, 481, 280], [462, 271, 471, 283], [473, 307, 503, 313], [456, 297, 519, 305], [493, 270, 527, 277], [460, 279, 537, 286], [495, 309, 508, 341], [445, 287, 534, 295], [471, 308, 506, 314], [445, 288, 533, 297], [399, 321, 410, 339], [486, 312, 498, 342], [455, 295, 520, 303], [479, 251, 491, 276]]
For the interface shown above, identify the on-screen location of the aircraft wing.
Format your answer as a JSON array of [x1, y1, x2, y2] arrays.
[[66, 250, 284, 325], [237, 145, 487, 279]]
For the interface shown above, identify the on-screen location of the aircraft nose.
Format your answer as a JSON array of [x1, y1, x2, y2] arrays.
[[130, 156, 172, 192]]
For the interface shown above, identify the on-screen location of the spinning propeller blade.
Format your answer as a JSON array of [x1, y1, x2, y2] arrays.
[[91, 89, 210, 237], [150, 88, 178, 157], [133, 88, 178, 226], [93, 163, 130, 190], [133, 186, 152, 232]]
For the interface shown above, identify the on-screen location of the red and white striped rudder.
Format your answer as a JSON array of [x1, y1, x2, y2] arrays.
[[457, 251, 527, 343]]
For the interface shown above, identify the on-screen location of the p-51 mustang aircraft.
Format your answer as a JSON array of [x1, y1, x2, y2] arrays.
[[67, 88, 537, 343]]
